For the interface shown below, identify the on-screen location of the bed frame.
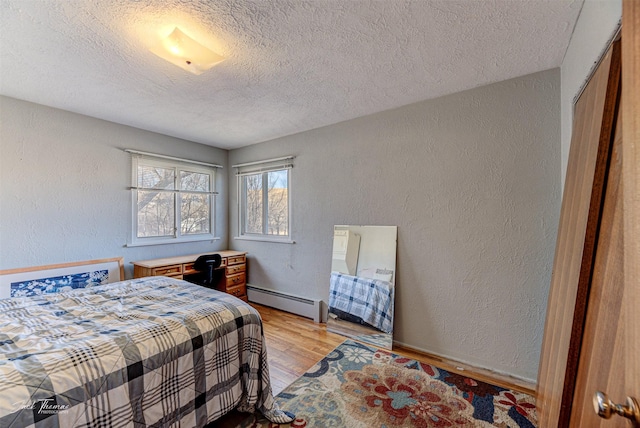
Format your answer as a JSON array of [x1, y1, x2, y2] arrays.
[[0, 257, 124, 299]]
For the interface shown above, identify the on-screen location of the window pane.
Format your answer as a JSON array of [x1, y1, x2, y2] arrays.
[[243, 174, 263, 234], [267, 170, 288, 236], [181, 194, 210, 235], [138, 166, 175, 189], [180, 171, 210, 192], [137, 191, 174, 237]]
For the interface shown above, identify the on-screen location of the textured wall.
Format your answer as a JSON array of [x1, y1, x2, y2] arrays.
[[560, 0, 621, 188], [0, 96, 228, 276], [229, 69, 561, 381]]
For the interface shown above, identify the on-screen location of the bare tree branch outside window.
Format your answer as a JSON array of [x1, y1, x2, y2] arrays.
[[244, 174, 263, 234], [242, 169, 288, 236], [267, 171, 288, 235], [135, 163, 214, 240], [137, 166, 175, 238], [180, 171, 210, 235]]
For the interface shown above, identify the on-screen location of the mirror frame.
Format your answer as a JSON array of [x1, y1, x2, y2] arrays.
[[327, 225, 397, 350]]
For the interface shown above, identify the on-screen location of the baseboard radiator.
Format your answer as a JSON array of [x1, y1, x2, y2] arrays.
[[247, 284, 322, 323]]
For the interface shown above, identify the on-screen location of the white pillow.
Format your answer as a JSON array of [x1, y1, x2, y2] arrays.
[[373, 268, 393, 283], [357, 267, 376, 278]]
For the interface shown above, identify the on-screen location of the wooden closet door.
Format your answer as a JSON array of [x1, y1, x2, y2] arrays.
[[571, 4, 640, 423], [538, 2, 640, 424], [621, 3, 640, 425], [569, 79, 625, 427], [536, 40, 620, 428]]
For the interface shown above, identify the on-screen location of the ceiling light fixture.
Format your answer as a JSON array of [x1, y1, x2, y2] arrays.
[[150, 27, 225, 75]]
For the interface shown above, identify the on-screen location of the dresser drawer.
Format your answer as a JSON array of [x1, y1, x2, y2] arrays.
[[227, 255, 246, 266], [152, 265, 182, 276], [182, 262, 197, 275], [226, 283, 247, 299], [226, 263, 245, 275], [226, 272, 245, 287]]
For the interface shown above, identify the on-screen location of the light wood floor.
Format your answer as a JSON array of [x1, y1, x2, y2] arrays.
[[215, 303, 536, 426], [256, 304, 346, 394], [254, 303, 535, 395]]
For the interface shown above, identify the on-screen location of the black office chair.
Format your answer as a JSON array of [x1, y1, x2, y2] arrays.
[[185, 254, 222, 288]]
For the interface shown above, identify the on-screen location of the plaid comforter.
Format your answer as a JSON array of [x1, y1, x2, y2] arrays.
[[328, 272, 394, 333], [0, 276, 277, 427]]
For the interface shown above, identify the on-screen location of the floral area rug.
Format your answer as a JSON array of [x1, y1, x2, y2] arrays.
[[236, 340, 537, 427]]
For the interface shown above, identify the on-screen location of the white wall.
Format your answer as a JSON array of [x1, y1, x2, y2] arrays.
[[0, 96, 229, 276], [560, 0, 621, 187], [229, 69, 561, 381]]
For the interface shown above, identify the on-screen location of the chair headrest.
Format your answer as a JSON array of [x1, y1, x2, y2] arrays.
[[194, 254, 222, 270]]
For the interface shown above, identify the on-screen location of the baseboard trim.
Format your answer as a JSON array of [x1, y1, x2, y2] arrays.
[[247, 284, 322, 323], [391, 341, 537, 397]]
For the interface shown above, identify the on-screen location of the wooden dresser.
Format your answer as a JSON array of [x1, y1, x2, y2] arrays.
[[132, 251, 248, 301]]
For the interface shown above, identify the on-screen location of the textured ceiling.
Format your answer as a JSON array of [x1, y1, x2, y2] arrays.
[[0, 0, 582, 149]]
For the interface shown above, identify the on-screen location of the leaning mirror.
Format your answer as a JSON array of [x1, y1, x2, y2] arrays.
[[327, 225, 397, 350]]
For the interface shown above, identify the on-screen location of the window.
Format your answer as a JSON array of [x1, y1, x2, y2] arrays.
[[235, 156, 293, 242], [129, 152, 219, 246]]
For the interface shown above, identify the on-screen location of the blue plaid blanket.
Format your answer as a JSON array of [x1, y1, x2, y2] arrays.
[[0, 276, 281, 427], [328, 272, 394, 333]]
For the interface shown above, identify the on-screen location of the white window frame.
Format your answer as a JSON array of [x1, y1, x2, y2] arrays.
[[234, 156, 294, 244], [128, 152, 220, 247]]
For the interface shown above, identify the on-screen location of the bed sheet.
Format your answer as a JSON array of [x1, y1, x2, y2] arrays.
[[328, 272, 394, 334], [0, 276, 278, 427]]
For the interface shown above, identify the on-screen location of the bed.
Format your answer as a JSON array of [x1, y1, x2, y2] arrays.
[[328, 271, 394, 334], [0, 261, 292, 427]]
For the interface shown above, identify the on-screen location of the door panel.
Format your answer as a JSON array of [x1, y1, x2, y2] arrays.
[[572, 4, 640, 421], [539, 3, 640, 424], [621, 0, 640, 417], [537, 41, 620, 427], [570, 101, 625, 427]]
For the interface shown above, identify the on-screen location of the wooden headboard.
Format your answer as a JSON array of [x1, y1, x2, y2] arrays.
[[0, 257, 124, 299]]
